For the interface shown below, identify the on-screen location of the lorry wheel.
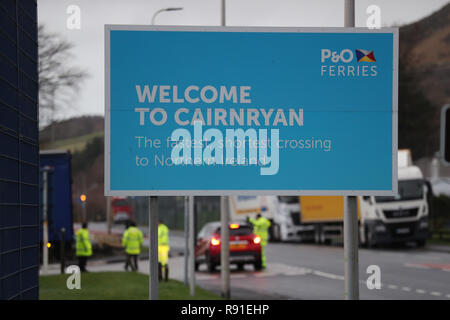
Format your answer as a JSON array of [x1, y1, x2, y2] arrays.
[[237, 263, 244, 271], [270, 224, 280, 242], [195, 262, 199, 271], [366, 228, 376, 249], [319, 230, 330, 245], [314, 225, 322, 244], [254, 260, 263, 271]]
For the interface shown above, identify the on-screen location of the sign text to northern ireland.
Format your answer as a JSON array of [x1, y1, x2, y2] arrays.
[[105, 26, 398, 196]]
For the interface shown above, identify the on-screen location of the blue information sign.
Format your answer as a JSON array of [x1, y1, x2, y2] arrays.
[[105, 26, 398, 196]]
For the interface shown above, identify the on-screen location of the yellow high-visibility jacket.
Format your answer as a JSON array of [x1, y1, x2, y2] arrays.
[[249, 217, 271, 245], [75, 228, 92, 257], [122, 226, 143, 255], [158, 224, 170, 247]]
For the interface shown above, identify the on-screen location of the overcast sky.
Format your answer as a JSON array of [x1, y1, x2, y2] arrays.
[[37, 0, 449, 120]]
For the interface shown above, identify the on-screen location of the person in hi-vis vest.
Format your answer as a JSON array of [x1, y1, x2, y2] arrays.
[[75, 222, 92, 272], [249, 214, 271, 269], [158, 220, 170, 281], [122, 221, 143, 271]]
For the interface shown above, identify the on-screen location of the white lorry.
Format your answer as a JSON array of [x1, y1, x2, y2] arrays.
[[229, 150, 430, 246], [228, 195, 308, 242], [299, 149, 429, 246], [357, 150, 429, 247]]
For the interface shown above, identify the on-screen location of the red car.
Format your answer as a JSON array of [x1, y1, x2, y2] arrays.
[[195, 221, 262, 272]]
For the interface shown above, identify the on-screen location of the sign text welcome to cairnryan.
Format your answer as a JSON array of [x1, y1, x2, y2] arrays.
[[105, 26, 398, 195]]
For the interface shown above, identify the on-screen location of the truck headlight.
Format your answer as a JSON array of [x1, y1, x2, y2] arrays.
[[375, 224, 386, 232], [419, 220, 428, 229]]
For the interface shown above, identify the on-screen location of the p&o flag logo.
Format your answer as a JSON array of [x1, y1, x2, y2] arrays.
[[355, 49, 376, 62]]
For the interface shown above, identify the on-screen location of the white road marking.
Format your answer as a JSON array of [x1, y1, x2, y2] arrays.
[[196, 261, 450, 300], [266, 263, 311, 275], [402, 287, 411, 292], [284, 270, 310, 276], [388, 285, 398, 290], [312, 270, 345, 281], [416, 289, 426, 294]]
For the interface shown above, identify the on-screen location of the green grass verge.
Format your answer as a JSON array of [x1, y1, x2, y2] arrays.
[[40, 272, 222, 300], [427, 233, 450, 246]]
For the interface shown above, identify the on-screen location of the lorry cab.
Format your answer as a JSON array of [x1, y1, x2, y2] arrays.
[[359, 164, 429, 247], [112, 197, 134, 223], [272, 196, 303, 242], [228, 195, 304, 242], [298, 150, 429, 247]]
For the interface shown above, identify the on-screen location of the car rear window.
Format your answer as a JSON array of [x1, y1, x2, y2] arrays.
[[217, 226, 253, 236]]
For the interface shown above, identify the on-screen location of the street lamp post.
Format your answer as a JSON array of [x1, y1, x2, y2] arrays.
[[219, 0, 231, 300], [151, 7, 183, 25], [343, 0, 359, 301], [148, 6, 183, 301]]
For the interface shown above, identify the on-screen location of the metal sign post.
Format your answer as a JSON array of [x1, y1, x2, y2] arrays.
[[60, 227, 66, 274], [149, 196, 159, 300], [221, 196, 230, 299], [106, 196, 112, 234], [440, 104, 450, 166], [81, 201, 87, 222], [344, 196, 359, 299], [219, 0, 231, 300], [343, 0, 359, 300], [188, 196, 196, 296], [184, 196, 189, 286]]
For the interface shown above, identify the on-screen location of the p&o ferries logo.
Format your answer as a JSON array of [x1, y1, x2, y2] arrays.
[[320, 49, 377, 78]]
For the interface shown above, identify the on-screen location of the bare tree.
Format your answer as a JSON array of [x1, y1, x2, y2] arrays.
[[38, 24, 88, 141]]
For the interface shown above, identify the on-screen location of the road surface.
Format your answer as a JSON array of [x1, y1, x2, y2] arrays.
[[187, 241, 450, 300], [75, 222, 450, 300]]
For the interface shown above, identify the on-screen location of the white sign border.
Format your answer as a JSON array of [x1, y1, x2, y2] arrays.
[[104, 25, 398, 196]]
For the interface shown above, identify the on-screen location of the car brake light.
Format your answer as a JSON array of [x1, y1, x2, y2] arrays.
[[230, 223, 240, 229], [211, 237, 220, 246], [253, 236, 261, 244]]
